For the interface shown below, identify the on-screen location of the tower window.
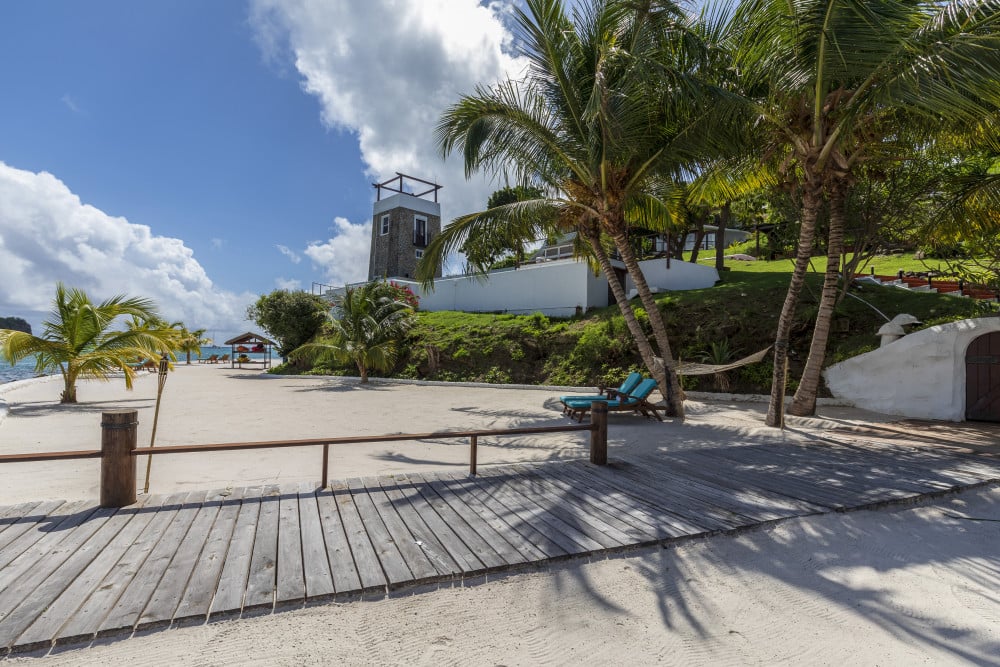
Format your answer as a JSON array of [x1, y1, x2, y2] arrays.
[[415, 249, 424, 259], [380, 214, 390, 236], [413, 215, 428, 247]]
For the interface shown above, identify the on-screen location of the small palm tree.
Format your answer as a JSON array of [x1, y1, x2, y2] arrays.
[[0, 283, 176, 403], [293, 282, 414, 383], [177, 326, 209, 364]]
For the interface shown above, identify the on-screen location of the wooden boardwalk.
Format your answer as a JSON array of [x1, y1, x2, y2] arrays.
[[1, 438, 998, 654]]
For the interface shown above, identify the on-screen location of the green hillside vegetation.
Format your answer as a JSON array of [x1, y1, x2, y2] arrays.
[[275, 267, 992, 395]]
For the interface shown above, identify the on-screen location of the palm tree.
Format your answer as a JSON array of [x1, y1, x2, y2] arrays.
[[177, 326, 209, 364], [0, 283, 176, 403], [293, 281, 414, 383], [727, 0, 1000, 424], [419, 0, 726, 418]]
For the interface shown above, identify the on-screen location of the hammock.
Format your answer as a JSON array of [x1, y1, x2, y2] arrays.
[[674, 347, 772, 376]]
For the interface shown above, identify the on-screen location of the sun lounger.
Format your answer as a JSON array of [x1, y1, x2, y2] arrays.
[[219, 354, 230, 363], [561, 378, 664, 422], [200, 354, 219, 364], [559, 372, 643, 415], [127, 358, 156, 372]]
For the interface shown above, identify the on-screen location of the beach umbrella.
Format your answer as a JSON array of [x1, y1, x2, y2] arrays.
[[143, 355, 170, 493]]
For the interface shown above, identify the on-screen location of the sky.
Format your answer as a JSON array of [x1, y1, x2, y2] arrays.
[[0, 1, 526, 340]]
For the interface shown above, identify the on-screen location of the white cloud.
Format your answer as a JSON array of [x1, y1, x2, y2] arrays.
[[275, 277, 302, 291], [0, 161, 255, 334], [248, 0, 528, 237], [60, 94, 82, 114], [303, 216, 371, 286], [276, 244, 301, 264], [210, 238, 224, 249]]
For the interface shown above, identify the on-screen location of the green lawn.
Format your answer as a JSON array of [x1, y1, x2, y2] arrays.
[[685, 251, 977, 277]]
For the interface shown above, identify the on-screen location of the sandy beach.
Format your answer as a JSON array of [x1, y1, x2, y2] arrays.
[[1, 365, 998, 664]]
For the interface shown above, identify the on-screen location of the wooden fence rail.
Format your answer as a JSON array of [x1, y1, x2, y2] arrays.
[[0, 403, 609, 508]]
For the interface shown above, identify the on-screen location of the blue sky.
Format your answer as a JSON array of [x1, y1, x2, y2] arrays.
[[0, 1, 519, 338]]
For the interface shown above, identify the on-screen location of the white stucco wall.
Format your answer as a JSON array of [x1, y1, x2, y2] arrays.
[[625, 258, 720, 294], [392, 260, 608, 318], [824, 317, 1000, 421]]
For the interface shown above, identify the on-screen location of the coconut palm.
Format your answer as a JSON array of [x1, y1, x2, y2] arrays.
[[176, 326, 209, 364], [419, 0, 730, 418], [724, 0, 1000, 424], [0, 283, 176, 403], [293, 281, 414, 383]]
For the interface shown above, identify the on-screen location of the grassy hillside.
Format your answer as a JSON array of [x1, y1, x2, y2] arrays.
[[281, 265, 994, 395]]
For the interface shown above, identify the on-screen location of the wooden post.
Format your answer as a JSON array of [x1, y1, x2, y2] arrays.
[[590, 401, 608, 465], [469, 435, 478, 476], [321, 443, 329, 489], [101, 410, 137, 508]]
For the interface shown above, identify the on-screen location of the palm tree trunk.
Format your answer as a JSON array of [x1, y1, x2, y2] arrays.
[[765, 184, 822, 427], [789, 180, 846, 416], [608, 230, 685, 419], [583, 229, 671, 407], [61, 367, 78, 404], [716, 203, 730, 273], [358, 361, 369, 384]]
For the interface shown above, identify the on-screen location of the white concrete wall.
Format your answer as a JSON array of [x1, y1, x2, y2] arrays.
[[824, 317, 1000, 421], [392, 260, 608, 318], [625, 258, 719, 294]]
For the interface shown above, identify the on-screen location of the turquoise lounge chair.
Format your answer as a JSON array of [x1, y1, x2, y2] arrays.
[[562, 377, 663, 422], [559, 372, 643, 416]]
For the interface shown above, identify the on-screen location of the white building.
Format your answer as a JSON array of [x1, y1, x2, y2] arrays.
[[334, 183, 723, 317]]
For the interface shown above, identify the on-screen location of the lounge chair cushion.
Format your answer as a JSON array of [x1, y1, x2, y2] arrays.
[[559, 372, 642, 403]]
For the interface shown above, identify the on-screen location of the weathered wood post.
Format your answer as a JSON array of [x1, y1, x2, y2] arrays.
[[101, 410, 137, 508], [470, 435, 478, 476], [590, 401, 608, 465]]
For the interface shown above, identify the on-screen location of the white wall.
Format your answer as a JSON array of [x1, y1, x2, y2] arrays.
[[393, 260, 608, 318], [824, 317, 1000, 421], [625, 258, 719, 294]]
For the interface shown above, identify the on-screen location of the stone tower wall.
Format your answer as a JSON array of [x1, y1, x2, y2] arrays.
[[368, 194, 442, 280]]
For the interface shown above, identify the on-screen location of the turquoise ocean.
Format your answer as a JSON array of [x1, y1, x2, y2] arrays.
[[1, 346, 277, 385]]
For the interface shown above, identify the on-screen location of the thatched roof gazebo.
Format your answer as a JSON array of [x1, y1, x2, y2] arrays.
[[223, 332, 276, 369]]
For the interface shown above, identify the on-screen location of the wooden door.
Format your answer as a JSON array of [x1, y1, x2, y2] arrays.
[[966, 331, 1000, 422]]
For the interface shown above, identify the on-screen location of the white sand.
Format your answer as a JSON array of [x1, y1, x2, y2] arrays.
[[2, 365, 998, 664]]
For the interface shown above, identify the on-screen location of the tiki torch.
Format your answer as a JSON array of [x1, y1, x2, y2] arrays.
[[143, 355, 170, 493]]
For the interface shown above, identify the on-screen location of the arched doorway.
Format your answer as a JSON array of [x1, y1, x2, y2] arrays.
[[966, 331, 1000, 422]]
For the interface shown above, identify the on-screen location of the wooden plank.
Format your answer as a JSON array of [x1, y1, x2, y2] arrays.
[[328, 482, 389, 593], [275, 484, 306, 605], [622, 457, 802, 523], [19, 498, 157, 649], [701, 455, 864, 507], [136, 490, 229, 629], [721, 445, 934, 503], [344, 477, 414, 587], [463, 468, 606, 554], [98, 490, 209, 635], [0, 501, 44, 539], [436, 472, 564, 560], [400, 471, 527, 569], [359, 476, 440, 583], [508, 463, 661, 543], [550, 462, 698, 538], [374, 476, 466, 576], [575, 462, 739, 532], [678, 448, 858, 509], [295, 483, 335, 600], [209, 486, 263, 616], [475, 467, 631, 549], [55, 492, 188, 644], [173, 487, 247, 622], [0, 501, 101, 601], [314, 487, 367, 594], [243, 485, 281, 610], [645, 451, 833, 513], [432, 473, 551, 562], [5, 497, 152, 651], [0, 500, 69, 567]]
